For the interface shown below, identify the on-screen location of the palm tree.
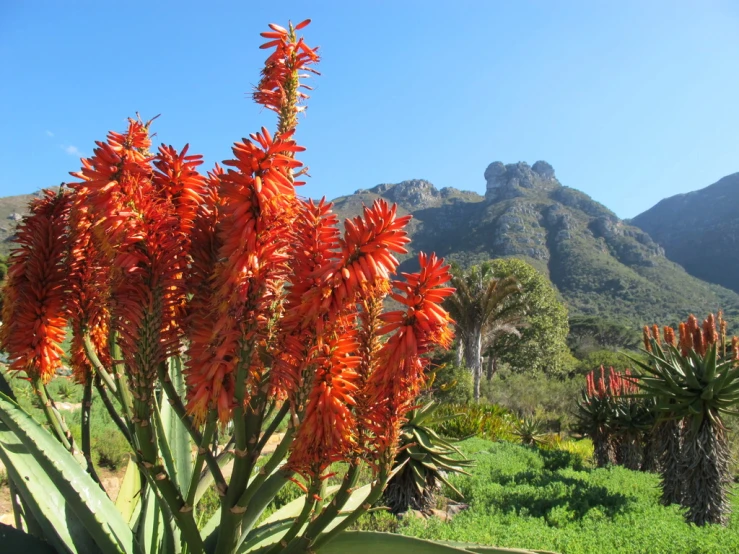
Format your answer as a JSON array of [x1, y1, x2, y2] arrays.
[[444, 262, 523, 402]]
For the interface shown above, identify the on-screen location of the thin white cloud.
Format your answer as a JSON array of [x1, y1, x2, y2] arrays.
[[45, 130, 54, 137], [62, 144, 82, 156]]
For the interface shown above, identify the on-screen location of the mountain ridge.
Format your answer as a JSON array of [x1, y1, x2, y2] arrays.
[[332, 161, 739, 326], [631, 172, 739, 295]]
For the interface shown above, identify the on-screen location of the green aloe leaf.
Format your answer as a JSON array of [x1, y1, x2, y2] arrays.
[[0, 392, 141, 554], [442, 541, 557, 553], [0, 412, 98, 553], [262, 485, 341, 525], [315, 531, 546, 553], [165, 356, 193, 495], [115, 457, 142, 525], [237, 518, 295, 553]]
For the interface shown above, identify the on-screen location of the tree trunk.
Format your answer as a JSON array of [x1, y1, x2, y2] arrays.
[[617, 432, 643, 470], [658, 418, 683, 506], [641, 428, 661, 473], [456, 340, 464, 368], [463, 330, 482, 403], [680, 417, 731, 526], [593, 429, 615, 468], [485, 353, 497, 381]]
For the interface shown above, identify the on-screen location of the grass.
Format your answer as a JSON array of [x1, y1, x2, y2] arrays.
[[386, 438, 739, 554]]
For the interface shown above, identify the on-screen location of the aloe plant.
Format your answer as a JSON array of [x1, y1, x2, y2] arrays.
[[0, 18, 545, 554], [574, 366, 616, 467], [382, 402, 473, 514], [511, 415, 548, 447], [634, 316, 739, 525]]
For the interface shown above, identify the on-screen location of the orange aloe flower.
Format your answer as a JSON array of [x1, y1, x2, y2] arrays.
[[270, 199, 410, 399], [702, 314, 718, 347], [287, 327, 361, 478], [642, 326, 652, 353], [0, 190, 71, 383], [254, 20, 319, 132], [66, 207, 111, 384], [152, 143, 208, 242], [663, 326, 676, 347], [70, 118, 189, 406], [185, 129, 301, 424], [361, 253, 454, 460]]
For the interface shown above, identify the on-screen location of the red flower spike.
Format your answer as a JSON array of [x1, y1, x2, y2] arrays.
[[703, 314, 718, 347], [254, 21, 320, 133], [642, 326, 652, 353], [0, 190, 71, 383], [69, 118, 189, 406], [360, 253, 454, 462], [66, 207, 112, 384], [287, 328, 361, 478], [185, 130, 300, 424], [663, 326, 676, 347]]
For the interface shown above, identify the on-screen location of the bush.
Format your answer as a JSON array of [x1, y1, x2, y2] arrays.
[[431, 404, 514, 442], [482, 371, 581, 431], [428, 363, 473, 405], [397, 438, 739, 554]]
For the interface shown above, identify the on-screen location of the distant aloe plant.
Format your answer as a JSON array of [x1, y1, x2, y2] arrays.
[[634, 315, 739, 526]]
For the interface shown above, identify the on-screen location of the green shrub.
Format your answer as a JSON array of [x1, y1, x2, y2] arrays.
[[396, 438, 739, 554], [431, 403, 514, 442], [351, 510, 400, 533], [428, 363, 473, 405], [481, 371, 581, 431], [197, 486, 221, 530]]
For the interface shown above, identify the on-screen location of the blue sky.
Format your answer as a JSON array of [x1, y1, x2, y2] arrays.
[[1, 1, 737, 218]]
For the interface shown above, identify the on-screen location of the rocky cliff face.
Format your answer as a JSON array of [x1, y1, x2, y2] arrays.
[[631, 172, 739, 295], [332, 162, 739, 324], [484, 160, 559, 199]]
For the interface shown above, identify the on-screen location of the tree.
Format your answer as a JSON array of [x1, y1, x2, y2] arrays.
[[487, 258, 573, 377], [568, 315, 640, 356], [444, 262, 523, 402]]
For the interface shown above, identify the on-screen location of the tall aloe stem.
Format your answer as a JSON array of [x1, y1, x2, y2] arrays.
[[187, 410, 217, 507], [680, 416, 731, 525], [133, 404, 204, 554], [93, 373, 133, 444], [156, 361, 226, 496], [82, 333, 118, 395], [31, 378, 73, 453], [214, 356, 252, 554], [309, 464, 391, 552], [291, 460, 363, 551], [81, 377, 102, 487], [273, 479, 321, 553], [658, 418, 683, 505]]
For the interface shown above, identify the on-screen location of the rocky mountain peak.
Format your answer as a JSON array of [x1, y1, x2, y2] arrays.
[[485, 160, 559, 200], [367, 179, 440, 208]]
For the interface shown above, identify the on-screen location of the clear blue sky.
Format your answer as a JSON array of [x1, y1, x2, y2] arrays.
[[1, 1, 737, 218]]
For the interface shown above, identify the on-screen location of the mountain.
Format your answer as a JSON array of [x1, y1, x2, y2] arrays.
[[0, 191, 49, 257], [631, 172, 739, 295], [332, 162, 739, 326]]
